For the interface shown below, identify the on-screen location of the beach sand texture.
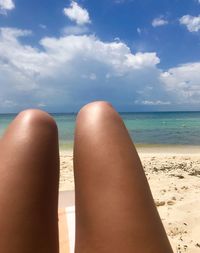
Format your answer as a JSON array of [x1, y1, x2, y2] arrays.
[[59, 147, 200, 253]]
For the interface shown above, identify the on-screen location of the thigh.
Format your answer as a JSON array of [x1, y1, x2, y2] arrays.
[[0, 110, 59, 253], [74, 102, 173, 253]]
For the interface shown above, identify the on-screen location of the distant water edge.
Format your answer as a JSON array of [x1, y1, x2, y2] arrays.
[[1, 111, 200, 148]]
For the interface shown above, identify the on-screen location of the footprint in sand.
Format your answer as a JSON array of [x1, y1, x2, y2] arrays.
[[167, 200, 175, 205], [155, 200, 166, 207]]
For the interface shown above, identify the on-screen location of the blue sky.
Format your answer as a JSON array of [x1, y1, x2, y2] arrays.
[[0, 0, 200, 112]]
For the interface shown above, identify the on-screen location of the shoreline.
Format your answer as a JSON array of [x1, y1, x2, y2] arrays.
[[59, 143, 200, 154], [136, 144, 200, 154]]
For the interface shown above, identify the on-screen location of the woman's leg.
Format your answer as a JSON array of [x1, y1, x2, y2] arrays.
[[74, 101, 173, 253], [0, 110, 59, 253]]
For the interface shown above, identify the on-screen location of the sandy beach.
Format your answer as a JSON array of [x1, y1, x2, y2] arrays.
[[59, 146, 200, 253]]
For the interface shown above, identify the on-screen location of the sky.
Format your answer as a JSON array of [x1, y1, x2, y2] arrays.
[[0, 0, 200, 113]]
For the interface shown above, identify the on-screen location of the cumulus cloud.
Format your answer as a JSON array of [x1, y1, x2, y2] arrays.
[[1, 26, 200, 112], [160, 62, 200, 104], [152, 17, 168, 27], [179, 15, 200, 32], [63, 1, 91, 25], [0, 0, 15, 14], [0, 26, 165, 112]]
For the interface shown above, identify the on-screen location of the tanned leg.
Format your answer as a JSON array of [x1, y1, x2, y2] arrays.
[[0, 109, 59, 253], [74, 101, 173, 253]]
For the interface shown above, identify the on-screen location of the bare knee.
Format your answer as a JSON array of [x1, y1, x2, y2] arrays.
[[79, 101, 113, 113], [17, 109, 57, 133], [1, 109, 58, 142], [76, 101, 118, 124]]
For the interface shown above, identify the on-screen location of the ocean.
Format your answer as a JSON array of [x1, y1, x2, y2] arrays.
[[1, 112, 200, 148]]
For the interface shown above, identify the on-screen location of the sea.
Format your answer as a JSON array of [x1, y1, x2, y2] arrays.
[[1, 111, 200, 149]]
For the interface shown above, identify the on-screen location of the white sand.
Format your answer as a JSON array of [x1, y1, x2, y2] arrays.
[[59, 147, 200, 253]]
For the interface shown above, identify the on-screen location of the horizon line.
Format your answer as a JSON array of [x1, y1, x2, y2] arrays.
[[1, 110, 200, 115]]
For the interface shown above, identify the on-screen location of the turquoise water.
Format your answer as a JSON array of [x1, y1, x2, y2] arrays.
[[1, 112, 200, 147]]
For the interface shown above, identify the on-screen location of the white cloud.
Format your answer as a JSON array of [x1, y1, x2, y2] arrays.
[[152, 17, 168, 27], [63, 1, 91, 25], [1, 26, 200, 112], [0, 0, 15, 14], [37, 103, 46, 107], [179, 15, 200, 32], [160, 62, 200, 104], [3, 100, 17, 107], [40, 35, 160, 73], [135, 100, 171, 105], [0, 27, 49, 99], [0, 27, 163, 112]]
